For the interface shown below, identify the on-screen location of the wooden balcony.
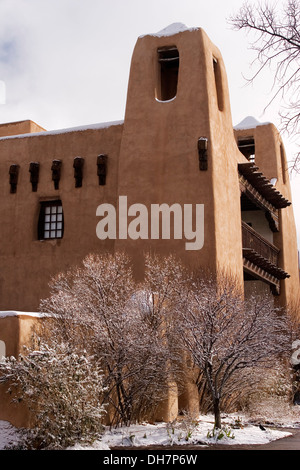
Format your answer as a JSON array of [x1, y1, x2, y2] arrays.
[[242, 221, 279, 265], [242, 221, 289, 291]]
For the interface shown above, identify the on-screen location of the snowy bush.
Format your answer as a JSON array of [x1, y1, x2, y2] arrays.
[[0, 342, 106, 449]]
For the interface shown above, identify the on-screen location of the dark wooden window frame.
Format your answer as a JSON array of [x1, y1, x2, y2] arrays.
[[38, 200, 64, 240]]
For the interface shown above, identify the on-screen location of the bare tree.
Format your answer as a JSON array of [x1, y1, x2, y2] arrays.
[[175, 272, 290, 429], [229, 0, 300, 170], [40, 252, 182, 426]]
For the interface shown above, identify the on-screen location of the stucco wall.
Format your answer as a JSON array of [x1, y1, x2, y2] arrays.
[[116, 27, 245, 284], [0, 123, 123, 311], [0, 313, 43, 427], [0, 120, 46, 138]]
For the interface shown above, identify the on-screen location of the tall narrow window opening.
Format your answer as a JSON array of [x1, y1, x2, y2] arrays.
[[157, 46, 179, 101], [280, 143, 287, 184], [38, 200, 64, 240], [213, 57, 224, 111]]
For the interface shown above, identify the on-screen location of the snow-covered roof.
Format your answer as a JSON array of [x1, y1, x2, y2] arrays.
[[234, 116, 271, 131], [140, 22, 199, 38], [0, 120, 124, 141]]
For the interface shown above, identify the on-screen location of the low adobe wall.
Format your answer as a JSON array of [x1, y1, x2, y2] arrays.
[[0, 312, 43, 428]]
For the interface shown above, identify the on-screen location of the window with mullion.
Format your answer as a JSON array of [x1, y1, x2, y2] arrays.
[[38, 200, 64, 240]]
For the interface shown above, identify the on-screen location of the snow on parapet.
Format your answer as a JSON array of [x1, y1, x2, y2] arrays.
[[140, 23, 199, 38], [234, 116, 271, 130], [0, 120, 124, 141], [0, 311, 47, 318]]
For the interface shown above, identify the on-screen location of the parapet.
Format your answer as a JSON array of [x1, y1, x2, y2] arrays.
[[0, 120, 46, 138]]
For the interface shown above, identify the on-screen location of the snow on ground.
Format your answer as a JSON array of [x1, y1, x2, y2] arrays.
[[0, 412, 297, 450], [79, 414, 295, 450], [86, 414, 293, 450], [0, 420, 22, 450]]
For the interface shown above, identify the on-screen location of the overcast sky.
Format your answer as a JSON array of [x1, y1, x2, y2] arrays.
[[0, 0, 299, 246]]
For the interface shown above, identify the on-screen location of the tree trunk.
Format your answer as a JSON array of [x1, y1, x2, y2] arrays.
[[213, 397, 221, 429]]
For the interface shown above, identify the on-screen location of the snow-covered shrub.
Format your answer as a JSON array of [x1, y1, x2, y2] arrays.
[[0, 342, 106, 449]]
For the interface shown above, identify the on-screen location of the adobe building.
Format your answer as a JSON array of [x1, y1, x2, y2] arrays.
[[0, 23, 299, 426]]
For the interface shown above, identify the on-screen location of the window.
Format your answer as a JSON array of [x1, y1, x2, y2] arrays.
[[213, 57, 224, 111], [280, 143, 287, 184], [38, 200, 64, 240], [156, 46, 179, 101], [238, 138, 255, 162]]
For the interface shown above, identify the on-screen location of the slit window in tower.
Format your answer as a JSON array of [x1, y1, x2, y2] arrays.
[[213, 57, 224, 111], [157, 46, 179, 101], [280, 143, 287, 184]]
